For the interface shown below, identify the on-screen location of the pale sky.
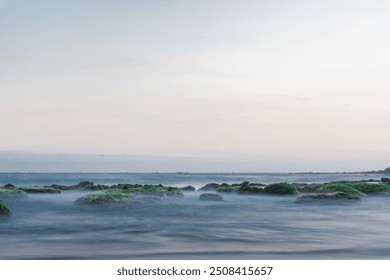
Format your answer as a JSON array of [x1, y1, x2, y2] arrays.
[[1, 0, 390, 171]]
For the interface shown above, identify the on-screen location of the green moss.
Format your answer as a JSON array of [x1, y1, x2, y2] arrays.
[[345, 182, 390, 194], [216, 185, 240, 192], [0, 199, 11, 215], [76, 191, 131, 205], [111, 184, 183, 196], [21, 187, 61, 194], [296, 192, 361, 203], [0, 188, 27, 198], [238, 184, 264, 194], [315, 183, 365, 196], [264, 182, 298, 195]]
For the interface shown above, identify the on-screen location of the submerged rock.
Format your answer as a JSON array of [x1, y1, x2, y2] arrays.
[[0, 188, 28, 198], [75, 191, 131, 205], [20, 187, 61, 194], [315, 183, 365, 196], [0, 199, 11, 216], [198, 183, 221, 191], [199, 193, 223, 201], [111, 184, 183, 197], [216, 182, 266, 194], [181, 185, 195, 191], [264, 182, 298, 195], [296, 192, 361, 203], [50, 181, 109, 190]]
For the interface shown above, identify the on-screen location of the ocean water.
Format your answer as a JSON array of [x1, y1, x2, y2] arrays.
[[1, 172, 390, 260]]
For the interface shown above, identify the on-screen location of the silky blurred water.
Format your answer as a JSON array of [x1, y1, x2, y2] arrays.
[[1, 173, 390, 259]]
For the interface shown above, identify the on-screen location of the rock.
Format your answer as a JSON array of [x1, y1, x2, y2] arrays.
[[199, 193, 224, 201], [75, 191, 131, 205], [3, 183, 16, 189], [384, 167, 390, 174], [352, 182, 390, 194], [181, 185, 196, 191], [381, 178, 390, 183], [112, 184, 183, 197], [264, 182, 298, 195], [198, 183, 221, 191], [0, 199, 11, 216], [296, 192, 361, 203], [315, 183, 365, 196], [0, 188, 28, 198], [20, 187, 61, 194], [238, 184, 264, 194]]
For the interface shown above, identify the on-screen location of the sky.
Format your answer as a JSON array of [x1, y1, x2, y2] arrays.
[[1, 0, 390, 172]]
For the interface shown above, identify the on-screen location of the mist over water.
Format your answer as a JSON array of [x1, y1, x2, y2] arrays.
[[1, 173, 390, 259]]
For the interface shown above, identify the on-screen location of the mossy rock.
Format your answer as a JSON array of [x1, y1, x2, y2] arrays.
[[216, 185, 240, 193], [238, 184, 264, 194], [20, 187, 61, 194], [294, 183, 323, 193], [199, 193, 224, 201], [198, 183, 221, 191], [0, 188, 28, 198], [109, 184, 183, 197], [0, 199, 11, 216], [315, 183, 365, 196], [263, 182, 298, 195], [296, 192, 361, 203], [75, 191, 132, 205], [348, 182, 390, 194]]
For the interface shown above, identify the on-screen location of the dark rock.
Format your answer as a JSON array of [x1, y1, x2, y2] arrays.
[[181, 185, 196, 191], [264, 182, 298, 195], [199, 193, 223, 201], [296, 192, 361, 203], [3, 183, 16, 189], [315, 183, 365, 196], [198, 183, 221, 191], [20, 187, 61, 194], [0, 188, 28, 198], [75, 191, 131, 205], [381, 178, 390, 183], [384, 167, 390, 174]]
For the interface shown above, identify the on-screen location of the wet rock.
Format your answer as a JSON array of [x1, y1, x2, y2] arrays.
[[296, 192, 361, 203], [199, 193, 223, 201], [238, 184, 265, 194], [0, 188, 28, 198], [264, 182, 298, 195], [315, 183, 365, 196], [75, 191, 131, 205], [3, 183, 16, 189], [381, 178, 390, 183], [0, 199, 11, 216], [181, 185, 196, 191], [20, 187, 61, 194], [198, 183, 221, 191]]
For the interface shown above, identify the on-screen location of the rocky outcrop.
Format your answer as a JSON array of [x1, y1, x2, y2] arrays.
[[263, 182, 298, 195], [296, 192, 361, 203], [199, 193, 223, 201], [198, 183, 221, 191], [0, 188, 28, 198], [75, 191, 131, 205], [181, 185, 196, 191], [20, 187, 61, 194]]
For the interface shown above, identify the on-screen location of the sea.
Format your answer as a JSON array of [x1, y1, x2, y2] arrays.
[[1, 172, 390, 260]]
